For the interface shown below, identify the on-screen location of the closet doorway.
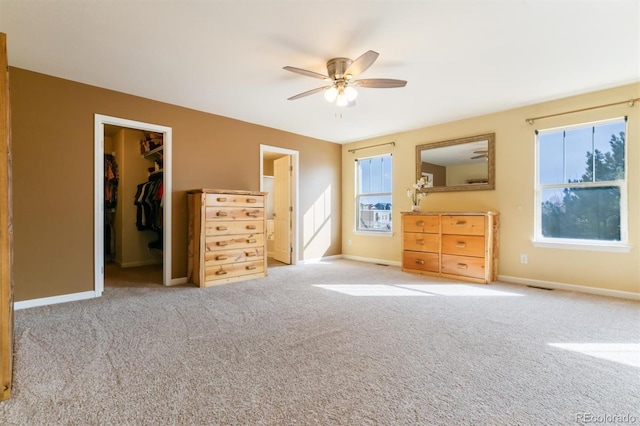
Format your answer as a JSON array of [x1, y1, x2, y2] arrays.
[[94, 115, 172, 295], [260, 145, 299, 266]]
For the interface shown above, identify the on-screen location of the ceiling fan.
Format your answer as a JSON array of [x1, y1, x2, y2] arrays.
[[283, 50, 407, 107], [471, 150, 489, 160]]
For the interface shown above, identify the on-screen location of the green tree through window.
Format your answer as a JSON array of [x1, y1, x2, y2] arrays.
[[538, 124, 626, 242]]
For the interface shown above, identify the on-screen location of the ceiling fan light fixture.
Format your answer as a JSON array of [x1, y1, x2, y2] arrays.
[[324, 86, 338, 102], [336, 90, 349, 107], [345, 86, 358, 102]]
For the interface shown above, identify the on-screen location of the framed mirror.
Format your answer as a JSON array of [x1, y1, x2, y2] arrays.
[[416, 133, 495, 193]]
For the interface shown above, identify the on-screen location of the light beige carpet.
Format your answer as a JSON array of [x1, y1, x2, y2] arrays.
[[1, 259, 638, 425]]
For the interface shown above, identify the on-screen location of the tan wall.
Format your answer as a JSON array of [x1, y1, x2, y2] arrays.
[[10, 67, 342, 301], [343, 82, 640, 294]]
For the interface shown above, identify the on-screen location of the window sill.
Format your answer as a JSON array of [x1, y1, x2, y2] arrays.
[[354, 230, 393, 237], [532, 239, 632, 253]]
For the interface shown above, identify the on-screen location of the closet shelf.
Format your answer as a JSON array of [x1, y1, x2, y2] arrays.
[[142, 145, 163, 159]]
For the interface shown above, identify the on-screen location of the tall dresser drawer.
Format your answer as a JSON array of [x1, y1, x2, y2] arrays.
[[205, 220, 264, 236], [441, 215, 485, 236], [204, 247, 264, 266], [205, 234, 264, 251], [205, 207, 264, 221], [441, 234, 485, 257], [205, 259, 265, 282], [206, 193, 264, 207]]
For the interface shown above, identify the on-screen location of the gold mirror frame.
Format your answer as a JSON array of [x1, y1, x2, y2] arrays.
[[416, 133, 495, 193]]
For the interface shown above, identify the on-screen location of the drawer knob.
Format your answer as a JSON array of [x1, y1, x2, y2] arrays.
[[216, 211, 228, 217], [416, 239, 424, 245], [246, 265, 257, 270], [456, 263, 468, 270], [217, 197, 227, 202], [216, 226, 228, 231], [416, 221, 425, 226], [216, 241, 228, 246], [215, 255, 228, 261], [415, 259, 425, 265], [215, 270, 228, 276], [245, 252, 256, 257], [246, 198, 257, 203], [246, 211, 260, 218], [247, 238, 256, 244], [246, 225, 256, 230], [455, 242, 466, 248], [456, 221, 467, 226]]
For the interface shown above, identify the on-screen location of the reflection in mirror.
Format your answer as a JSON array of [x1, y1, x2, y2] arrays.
[[416, 133, 495, 192]]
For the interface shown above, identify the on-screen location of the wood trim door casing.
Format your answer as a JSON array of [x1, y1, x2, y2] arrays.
[[0, 32, 14, 401]]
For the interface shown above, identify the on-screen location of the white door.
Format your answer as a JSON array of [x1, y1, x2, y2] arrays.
[[273, 155, 291, 264]]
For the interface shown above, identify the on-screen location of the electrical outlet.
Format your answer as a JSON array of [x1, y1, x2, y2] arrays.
[[348, 239, 352, 246], [520, 254, 528, 264]]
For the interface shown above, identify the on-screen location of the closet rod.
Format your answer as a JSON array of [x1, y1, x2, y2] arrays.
[[525, 98, 639, 125], [347, 141, 395, 154]]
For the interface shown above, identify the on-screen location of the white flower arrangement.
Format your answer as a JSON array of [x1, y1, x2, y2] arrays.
[[406, 175, 433, 208]]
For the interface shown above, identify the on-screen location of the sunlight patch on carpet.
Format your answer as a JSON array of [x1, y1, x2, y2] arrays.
[[313, 284, 434, 296], [397, 284, 524, 297], [549, 343, 640, 368]]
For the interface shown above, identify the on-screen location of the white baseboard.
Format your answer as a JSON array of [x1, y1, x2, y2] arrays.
[[499, 275, 640, 301], [341, 255, 401, 267], [169, 277, 188, 286], [299, 254, 343, 264], [14, 291, 98, 310]]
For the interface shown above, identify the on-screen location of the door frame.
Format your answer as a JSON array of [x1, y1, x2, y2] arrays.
[[94, 114, 173, 294], [260, 145, 299, 265]]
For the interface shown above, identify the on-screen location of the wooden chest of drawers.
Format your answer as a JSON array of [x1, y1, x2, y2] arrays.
[[187, 189, 267, 287], [401, 212, 499, 284]]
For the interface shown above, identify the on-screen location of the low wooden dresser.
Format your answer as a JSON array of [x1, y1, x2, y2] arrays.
[[187, 189, 267, 287], [402, 212, 499, 284]]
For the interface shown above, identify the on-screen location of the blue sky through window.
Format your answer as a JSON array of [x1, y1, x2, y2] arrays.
[[539, 121, 625, 185]]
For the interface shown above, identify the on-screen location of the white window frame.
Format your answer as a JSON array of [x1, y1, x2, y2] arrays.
[[533, 117, 631, 253], [354, 153, 393, 235]]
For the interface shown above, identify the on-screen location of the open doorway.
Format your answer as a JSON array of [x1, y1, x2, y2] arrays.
[[94, 115, 172, 295], [260, 145, 299, 267]]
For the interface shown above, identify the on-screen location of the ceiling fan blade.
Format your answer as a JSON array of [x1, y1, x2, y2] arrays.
[[344, 50, 379, 79], [283, 66, 331, 81], [287, 86, 330, 101], [471, 154, 487, 160], [353, 78, 407, 88]]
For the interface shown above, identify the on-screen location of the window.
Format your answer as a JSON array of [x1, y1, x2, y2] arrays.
[[535, 117, 627, 249], [355, 154, 392, 233]]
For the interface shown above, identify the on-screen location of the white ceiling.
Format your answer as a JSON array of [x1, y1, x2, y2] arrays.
[[1, 1, 638, 144]]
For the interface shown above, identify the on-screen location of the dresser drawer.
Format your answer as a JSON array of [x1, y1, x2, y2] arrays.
[[205, 207, 264, 221], [402, 215, 439, 233], [441, 234, 485, 257], [205, 220, 264, 236], [403, 232, 439, 253], [204, 247, 264, 266], [204, 259, 265, 282], [441, 254, 486, 279], [205, 233, 264, 251], [206, 193, 264, 207], [441, 215, 485, 236], [403, 251, 439, 273]]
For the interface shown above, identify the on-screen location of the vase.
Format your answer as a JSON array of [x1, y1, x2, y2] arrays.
[[411, 205, 420, 212]]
